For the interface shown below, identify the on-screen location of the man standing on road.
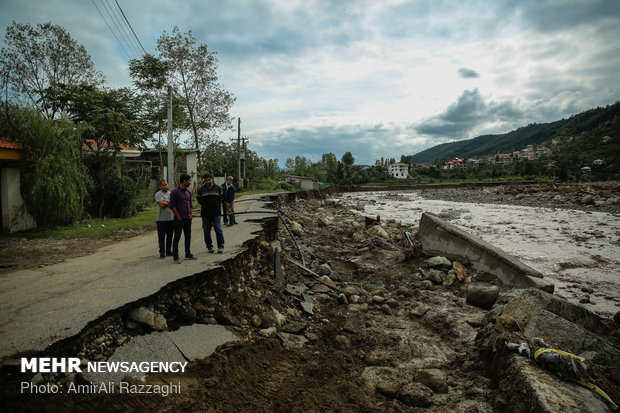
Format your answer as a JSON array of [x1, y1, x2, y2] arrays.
[[155, 180, 174, 259], [224, 175, 237, 226], [197, 174, 225, 253], [170, 173, 197, 263], [221, 180, 229, 225]]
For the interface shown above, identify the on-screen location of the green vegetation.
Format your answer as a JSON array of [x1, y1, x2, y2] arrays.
[[1, 208, 157, 240]]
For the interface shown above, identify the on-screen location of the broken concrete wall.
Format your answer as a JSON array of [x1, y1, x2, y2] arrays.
[[417, 212, 554, 292]]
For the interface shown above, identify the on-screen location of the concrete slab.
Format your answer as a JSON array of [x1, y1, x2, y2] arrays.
[[82, 324, 239, 383], [418, 212, 554, 292], [0, 194, 277, 358]]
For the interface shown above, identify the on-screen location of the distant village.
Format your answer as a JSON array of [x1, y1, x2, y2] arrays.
[[386, 135, 613, 179]]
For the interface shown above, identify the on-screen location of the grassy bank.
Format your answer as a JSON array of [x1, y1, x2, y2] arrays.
[[1, 208, 157, 240]]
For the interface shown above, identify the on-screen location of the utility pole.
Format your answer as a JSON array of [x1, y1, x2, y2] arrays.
[[237, 117, 242, 188], [167, 85, 174, 186]]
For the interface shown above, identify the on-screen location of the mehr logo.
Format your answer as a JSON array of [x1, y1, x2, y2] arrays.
[[21, 358, 82, 373]]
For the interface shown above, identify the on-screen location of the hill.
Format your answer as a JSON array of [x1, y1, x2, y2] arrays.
[[409, 102, 620, 165]]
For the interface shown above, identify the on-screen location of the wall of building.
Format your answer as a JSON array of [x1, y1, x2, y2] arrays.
[[1, 167, 36, 233]]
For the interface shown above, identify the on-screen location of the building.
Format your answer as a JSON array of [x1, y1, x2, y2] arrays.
[[283, 174, 319, 190], [0, 140, 37, 233], [387, 163, 409, 179]]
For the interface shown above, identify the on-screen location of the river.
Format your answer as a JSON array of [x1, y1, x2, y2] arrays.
[[337, 190, 620, 319]]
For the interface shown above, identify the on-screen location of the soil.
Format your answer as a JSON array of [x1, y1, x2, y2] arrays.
[[0, 226, 153, 275], [1, 184, 618, 412]]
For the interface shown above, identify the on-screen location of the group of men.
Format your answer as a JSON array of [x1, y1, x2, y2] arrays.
[[154, 173, 237, 263]]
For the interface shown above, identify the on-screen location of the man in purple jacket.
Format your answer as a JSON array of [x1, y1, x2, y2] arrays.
[[169, 173, 197, 263]]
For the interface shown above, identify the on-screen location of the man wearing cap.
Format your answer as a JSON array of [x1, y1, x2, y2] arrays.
[[224, 176, 236, 226]]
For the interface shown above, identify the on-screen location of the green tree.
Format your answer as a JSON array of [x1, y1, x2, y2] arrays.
[[341, 151, 355, 166], [2, 106, 87, 225], [0, 21, 103, 118], [46, 82, 148, 217], [155, 27, 235, 163]]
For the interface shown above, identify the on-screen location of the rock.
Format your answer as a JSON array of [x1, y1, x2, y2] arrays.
[[125, 320, 142, 329], [396, 286, 414, 297], [318, 275, 337, 288], [315, 263, 333, 276], [399, 382, 433, 407], [372, 295, 385, 304], [466, 285, 500, 309], [426, 256, 452, 269], [581, 286, 594, 294], [329, 271, 342, 281], [415, 280, 434, 290], [415, 369, 448, 393], [579, 294, 591, 304], [192, 301, 208, 311], [93, 335, 106, 345], [496, 315, 520, 332], [335, 335, 351, 349], [251, 315, 262, 328], [371, 236, 398, 251], [381, 304, 392, 315], [214, 307, 235, 325], [338, 293, 348, 304], [581, 195, 594, 205], [127, 307, 168, 331], [258, 326, 277, 337], [304, 332, 319, 341], [385, 297, 399, 308], [343, 286, 358, 297], [290, 221, 304, 236], [273, 309, 287, 326], [366, 225, 389, 239], [614, 311, 620, 325], [376, 378, 401, 398], [443, 272, 457, 286], [453, 261, 468, 281], [201, 296, 216, 306], [426, 269, 445, 284], [181, 308, 197, 319], [277, 332, 308, 349], [349, 295, 360, 303], [396, 252, 406, 263]]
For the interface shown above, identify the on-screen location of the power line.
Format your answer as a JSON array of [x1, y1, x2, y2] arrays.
[[91, 0, 133, 60], [104, 0, 143, 58], [114, 0, 148, 55], [99, 0, 140, 59]]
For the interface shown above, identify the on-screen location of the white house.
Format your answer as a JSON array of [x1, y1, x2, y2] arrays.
[[388, 163, 409, 179]]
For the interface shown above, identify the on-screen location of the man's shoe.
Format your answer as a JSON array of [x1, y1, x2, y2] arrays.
[[208, 248, 214, 253], [174, 258, 183, 264], [185, 254, 197, 260], [166, 251, 173, 256], [159, 254, 166, 259], [217, 247, 223, 254]]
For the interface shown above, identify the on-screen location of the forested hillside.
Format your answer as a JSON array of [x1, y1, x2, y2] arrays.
[[409, 102, 620, 164]]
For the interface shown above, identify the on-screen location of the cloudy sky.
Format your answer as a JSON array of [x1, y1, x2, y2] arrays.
[[1, 0, 619, 165]]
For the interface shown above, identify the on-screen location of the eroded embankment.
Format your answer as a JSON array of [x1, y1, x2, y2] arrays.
[[2, 189, 619, 413]]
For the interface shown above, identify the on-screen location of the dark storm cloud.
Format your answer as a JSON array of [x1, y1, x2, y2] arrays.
[[458, 68, 479, 78], [501, 0, 620, 33], [415, 89, 525, 138]]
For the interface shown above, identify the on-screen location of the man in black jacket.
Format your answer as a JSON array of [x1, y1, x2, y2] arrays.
[[197, 174, 225, 253]]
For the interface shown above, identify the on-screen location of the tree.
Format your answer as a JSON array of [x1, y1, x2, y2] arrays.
[[155, 27, 235, 164], [341, 151, 355, 166], [2, 106, 87, 225], [0, 21, 103, 118], [46, 82, 148, 217]]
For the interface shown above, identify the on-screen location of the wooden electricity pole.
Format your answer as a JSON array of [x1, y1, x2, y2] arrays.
[[167, 85, 174, 186]]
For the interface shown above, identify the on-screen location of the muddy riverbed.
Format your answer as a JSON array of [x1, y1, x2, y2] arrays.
[[339, 184, 620, 318]]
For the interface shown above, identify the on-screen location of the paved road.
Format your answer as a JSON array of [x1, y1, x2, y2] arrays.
[[0, 194, 278, 358]]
